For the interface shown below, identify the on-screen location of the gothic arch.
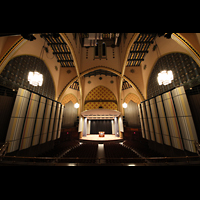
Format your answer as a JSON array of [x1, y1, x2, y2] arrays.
[[124, 93, 141, 104], [84, 85, 118, 110], [147, 52, 200, 99], [61, 93, 78, 105], [0, 55, 56, 99]]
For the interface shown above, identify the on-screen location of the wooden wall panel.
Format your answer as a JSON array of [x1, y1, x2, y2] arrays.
[[5, 88, 64, 153], [162, 91, 184, 150], [141, 102, 150, 140], [47, 101, 57, 142], [138, 104, 145, 138], [6, 88, 30, 153], [19, 93, 40, 150], [139, 86, 198, 153], [32, 97, 46, 146], [40, 99, 52, 144], [145, 100, 156, 142], [52, 103, 61, 140], [172, 86, 198, 152], [149, 98, 164, 145], [155, 96, 170, 146], [57, 105, 64, 139]]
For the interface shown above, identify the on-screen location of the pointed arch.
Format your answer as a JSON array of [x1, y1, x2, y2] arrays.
[[84, 85, 118, 110], [0, 54, 56, 99], [61, 93, 78, 105], [124, 93, 141, 104]]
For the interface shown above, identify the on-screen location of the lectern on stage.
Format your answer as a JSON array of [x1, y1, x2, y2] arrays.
[[99, 131, 105, 137]]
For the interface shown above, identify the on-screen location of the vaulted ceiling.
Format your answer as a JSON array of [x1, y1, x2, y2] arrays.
[[126, 33, 157, 67], [41, 33, 75, 68], [1, 32, 200, 106]]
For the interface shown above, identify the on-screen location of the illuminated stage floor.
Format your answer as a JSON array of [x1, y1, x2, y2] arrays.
[[80, 134, 123, 142]]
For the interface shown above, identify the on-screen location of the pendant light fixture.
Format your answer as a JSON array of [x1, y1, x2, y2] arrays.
[[28, 39, 45, 87], [157, 70, 173, 85], [28, 71, 43, 86], [155, 38, 174, 86]]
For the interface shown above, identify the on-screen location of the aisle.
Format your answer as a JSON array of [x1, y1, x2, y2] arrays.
[[96, 144, 106, 164]]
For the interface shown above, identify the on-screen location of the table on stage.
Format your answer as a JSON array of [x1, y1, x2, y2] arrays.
[[99, 131, 105, 137]]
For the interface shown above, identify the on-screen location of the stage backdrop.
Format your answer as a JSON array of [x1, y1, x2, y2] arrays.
[[90, 120, 112, 134]]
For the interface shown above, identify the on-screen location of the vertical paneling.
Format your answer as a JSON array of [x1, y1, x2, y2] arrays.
[[145, 100, 156, 142], [19, 93, 40, 150], [155, 96, 171, 146], [47, 101, 57, 142], [52, 103, 61, 140], [162, 92, 184, 150], [150, 98, 164, 145], [40, 99, 52, 144], [139, 86, 198, 153], [172, 86, 198, 152], [57, 104, 64, 139], [6, 88, 30, 153], [5, 88, 64, 153], [141, 102, 150, 140], [138, 104, 145, 138], [32, 97, 46, 146]]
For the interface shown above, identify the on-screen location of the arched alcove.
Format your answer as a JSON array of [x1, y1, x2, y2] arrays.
[[147, 52, 200, 99], [84, 85, 117, 110], [0, 55, 55, 99], [124, 100, 140, 128], [62, 101, 78, 128]]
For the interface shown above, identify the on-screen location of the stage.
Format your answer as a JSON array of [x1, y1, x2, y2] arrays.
[[80, 134, 123, 142]]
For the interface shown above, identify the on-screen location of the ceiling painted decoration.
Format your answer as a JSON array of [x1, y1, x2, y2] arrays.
[[122, 79, 132, 90], [84, 85, 117, 110], [126, 33, 157, 67], [41, 33, 74, 68], [69, 80, 79, 91], [84, 69, 118, 78], [61, 93, 77, 105], [124, 93, 140, 104]]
